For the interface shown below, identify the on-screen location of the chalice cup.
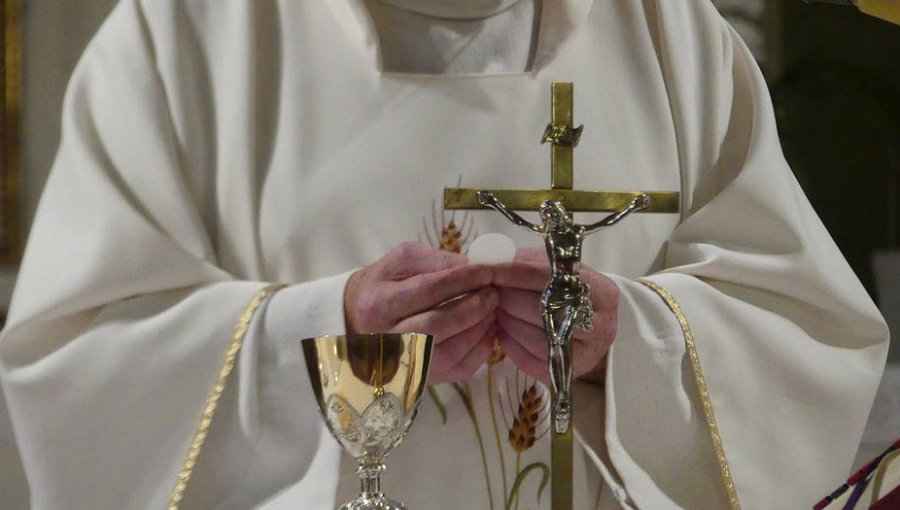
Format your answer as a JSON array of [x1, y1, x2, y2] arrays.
[[302, 333, 433, 510]]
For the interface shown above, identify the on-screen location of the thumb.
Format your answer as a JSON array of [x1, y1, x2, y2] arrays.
[[516, 245, 548, 263], [379, 242, 468, 279]]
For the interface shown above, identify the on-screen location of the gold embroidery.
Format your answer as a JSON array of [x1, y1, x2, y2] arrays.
[[637, 279, 741, 510], [167, 284, 286, 510]]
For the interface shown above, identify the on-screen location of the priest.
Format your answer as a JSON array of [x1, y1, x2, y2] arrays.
[[0, 0, 889, 509]]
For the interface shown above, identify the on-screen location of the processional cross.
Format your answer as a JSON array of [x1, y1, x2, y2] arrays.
[[444, 83, 680, 510]]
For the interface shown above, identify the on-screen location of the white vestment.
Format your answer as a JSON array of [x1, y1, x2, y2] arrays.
[[0, 0, 889, 509]]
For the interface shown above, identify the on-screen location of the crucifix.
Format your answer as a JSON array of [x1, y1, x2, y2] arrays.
[[444, 82, 680, 510]]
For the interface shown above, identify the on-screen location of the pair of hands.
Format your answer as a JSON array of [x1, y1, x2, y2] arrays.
[[344, 242, 619, 386]]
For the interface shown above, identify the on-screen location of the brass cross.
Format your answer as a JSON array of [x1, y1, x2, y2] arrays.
[[444, 82, 680, 510], [443, 82, 680, 214]]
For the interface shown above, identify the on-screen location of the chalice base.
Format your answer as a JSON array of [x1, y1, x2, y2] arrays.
[[340, 495, 406, 510]]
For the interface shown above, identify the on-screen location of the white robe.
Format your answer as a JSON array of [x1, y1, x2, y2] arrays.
[[0, 0, 889, 509]]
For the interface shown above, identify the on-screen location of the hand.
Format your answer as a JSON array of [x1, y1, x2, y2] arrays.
[[477, 191, 498, 207], [634, 194, 651, 210], [492, 247, 618, 385], [345, 242, 498, 385]]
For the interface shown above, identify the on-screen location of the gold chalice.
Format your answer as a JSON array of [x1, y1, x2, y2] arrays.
[[302, 333, 433, 510]]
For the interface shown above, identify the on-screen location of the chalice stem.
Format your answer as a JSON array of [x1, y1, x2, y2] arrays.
[[358, 462, 386, 500], [342, 461, 406, 510]]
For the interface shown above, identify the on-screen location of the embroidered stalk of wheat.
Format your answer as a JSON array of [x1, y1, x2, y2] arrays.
[[440, 220, 463, 252], [502, 376, 549, 510], [508, 382, 546, 453], [487, 338, 508, 499], [420, 194, 474, 254]]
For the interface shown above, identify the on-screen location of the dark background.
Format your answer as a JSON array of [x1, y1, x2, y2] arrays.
[[775, 2, 900, 361], [776, 2, 899, 294]]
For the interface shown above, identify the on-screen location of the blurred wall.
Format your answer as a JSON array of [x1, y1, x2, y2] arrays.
[[776, 1, 900, 361], [0, 0, 117, 310]]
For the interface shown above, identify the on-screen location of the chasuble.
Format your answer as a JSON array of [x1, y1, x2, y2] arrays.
[[0, 0, 889, 509]]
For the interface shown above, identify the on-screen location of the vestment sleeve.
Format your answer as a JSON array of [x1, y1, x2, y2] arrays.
[[579, 3, 890, 509], [0, 1, 344, 508]]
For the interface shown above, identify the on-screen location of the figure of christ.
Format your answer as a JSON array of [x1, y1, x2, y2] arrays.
[[476, 191, 651, 433]]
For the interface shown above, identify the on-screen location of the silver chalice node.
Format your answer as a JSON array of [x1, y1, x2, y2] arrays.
[[302, 333, 433, 510]]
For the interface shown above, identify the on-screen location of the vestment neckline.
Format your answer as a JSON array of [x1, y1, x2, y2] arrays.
[[326, 0, 595, 80], [375, 0, 526, 20]]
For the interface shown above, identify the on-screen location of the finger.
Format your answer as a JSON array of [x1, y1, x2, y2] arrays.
[[499, 285, 602, 342], [497, 277, 616, 344], [498, 303, 610, 377], [581, 267, 620, 310], [500, 320, 604, 383], [431, 336, 494, 385], [394, 287, 498, 341], [572, 341, 605, 379], [375, 264, 493, 322], [591, 306, 617, 342], [515, 246, 548, 263], [568, 312, 610, 342], [579, 269, 619, 342], [447, 335, 495, 381], [498, 333, 548, 383], [497, 309, 549, 361], [428, 312, 496, 375], [500, 320, 606, 383], [578, 354, 608, 385], [497, 287, 544, 328], [571, 327, 616, 379], [378, 241, 468, 280], [483, 322, 499, 343], [561, 310, 615, 343], [493, 262, 549, 291]]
